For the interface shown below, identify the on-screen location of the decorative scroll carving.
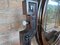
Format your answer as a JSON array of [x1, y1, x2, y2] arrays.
[[20, 0, 38, 45]]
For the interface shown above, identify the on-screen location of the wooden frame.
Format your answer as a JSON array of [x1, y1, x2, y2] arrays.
[[26, 0, 38, 15]]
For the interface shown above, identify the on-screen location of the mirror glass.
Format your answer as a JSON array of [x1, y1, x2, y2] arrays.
[[44, 0, 60, 44], [44, 0, 60, 32]]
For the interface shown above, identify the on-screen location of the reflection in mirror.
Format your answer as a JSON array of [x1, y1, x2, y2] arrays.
[[44, 0, 60, 45]]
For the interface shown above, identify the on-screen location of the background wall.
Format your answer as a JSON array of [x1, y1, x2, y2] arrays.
[[0, 0, 26, 45]]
